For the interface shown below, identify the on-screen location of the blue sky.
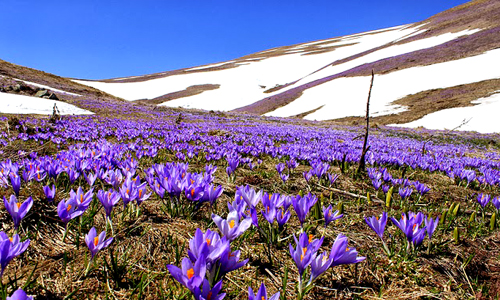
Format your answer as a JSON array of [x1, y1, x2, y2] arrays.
[[1, 0, 469, 80]]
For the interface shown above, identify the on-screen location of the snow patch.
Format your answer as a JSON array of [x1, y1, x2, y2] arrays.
[[389, 92, 500, 134], [0, 93, 93, 115]]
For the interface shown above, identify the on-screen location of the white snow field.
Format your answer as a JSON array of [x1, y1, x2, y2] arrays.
[[389, 92, 500, 134], [72, 25, 482, 115], [266, 48, 500, 121], [0, 92, 93, 115]]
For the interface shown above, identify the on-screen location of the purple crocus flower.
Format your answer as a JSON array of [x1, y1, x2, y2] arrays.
[[9, 174, 21, 197], [289, 233, 323, 275], [7, 288, 33, 300], [327, 173, 339, 186], [119, 178, 138, 207], [275, 163, 285, 175], [414, 182, 431, 196], [187, 228, 229, 265], [248, 283, 280, 300], [84, 227, 113, 259], [371, 179, 382, 191], [424, 216, 439, 240], [4, 195, 33, 230], [212, 211, 252, 241], [237, 185, 262, 209], [329, 234, 365, 267], [167, 255, 207, 293], [194, 279, 226, 300], [0, 231, 30, 277], [136, 182, 151, 205], [57, 187, 94, 224], [398, 187, 413, 200], [279, 173, 289, 183], [97, 189, 121, 219], [84, 172, 97, 187], [202, 184, 224, 205], [365, 212, 387, 239], [309, 251, 333, 283], [43, 184, 56, 202], [292, 193, 318, 227], [492, 197, 500, 211], [303, 171, 312, 183], [323, 205, 343, 227], [477, 193, 491, 208], [391, 213, 427, 245], [185, 184, 205, 202], [219, 247, 248, 274], [276, 208, 291, 228]]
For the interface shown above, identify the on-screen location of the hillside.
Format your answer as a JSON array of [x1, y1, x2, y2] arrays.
[[71, 0, 500, 133]]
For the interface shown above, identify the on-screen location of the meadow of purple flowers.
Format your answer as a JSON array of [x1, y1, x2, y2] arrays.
[[0, 102, 499, 299]]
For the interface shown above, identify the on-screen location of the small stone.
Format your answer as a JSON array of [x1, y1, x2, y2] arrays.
[[35, 90, 49, 97]]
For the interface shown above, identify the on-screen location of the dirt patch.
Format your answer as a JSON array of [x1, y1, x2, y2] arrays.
[[133, 84, 220, 105]]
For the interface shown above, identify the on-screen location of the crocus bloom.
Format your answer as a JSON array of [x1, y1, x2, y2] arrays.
[[97, 189, 121, 219], [57, 187, 94, 224], [292, 193, 317, 227], [398, 187, 413, 200], [236, 185, 262, 209], [4, 195, 33, 230], [9, 174, 21, 197], [424, 216, 439, 240], [43, 184, 56, 202], [194, 279, 226, 300], [248, 283, 280, 300], [0, 231, 30, 277], [7, 288, 33, 300], [414, 182, 431, 196], [219, 247, 248, 274], [323, 205, 343, 227], [84, 227, 113, 259], [202, 184, 224, 205], [327, 173, 339, 186], [329, 234, 365, 267], [187, 228, 229, 265], [310, 251, 333, 283], [391, 213, 427, 245], [275, 163, 285, 175], [167, 255, 207, 293], [212, 211, 252, 241], [492, 197, 500, 211], [276, 208, 291, 228], [365, 212, 388, 239], [477, 193, 491, 208], [289, 233, 323, 275]]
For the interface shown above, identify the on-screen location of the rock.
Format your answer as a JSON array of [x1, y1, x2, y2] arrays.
[[12, 84, 21, 92], [48, 93, 59, 100], [35, 90, 49, 97]]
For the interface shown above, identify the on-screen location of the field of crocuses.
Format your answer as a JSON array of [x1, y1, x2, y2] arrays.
[[0, 103, 500, 299]]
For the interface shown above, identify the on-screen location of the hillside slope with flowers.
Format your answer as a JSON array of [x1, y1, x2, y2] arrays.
[[0, 96, 499, 299]]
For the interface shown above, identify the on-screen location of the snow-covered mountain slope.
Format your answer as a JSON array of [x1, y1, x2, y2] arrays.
[[73, 0, 500, 132]]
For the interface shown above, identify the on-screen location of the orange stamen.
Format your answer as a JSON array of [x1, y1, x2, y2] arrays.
[[16, 203, 21, 209], [308, 234, 313, 243], [94, 237, 99, 246], [187, 268, 194, 279], [67, 204, 72, 211], [229, 220, 235, 229], [206, 239, 211, 246]]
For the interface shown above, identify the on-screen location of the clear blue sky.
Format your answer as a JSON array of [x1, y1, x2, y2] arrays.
[[0, 0, 469, 80]]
